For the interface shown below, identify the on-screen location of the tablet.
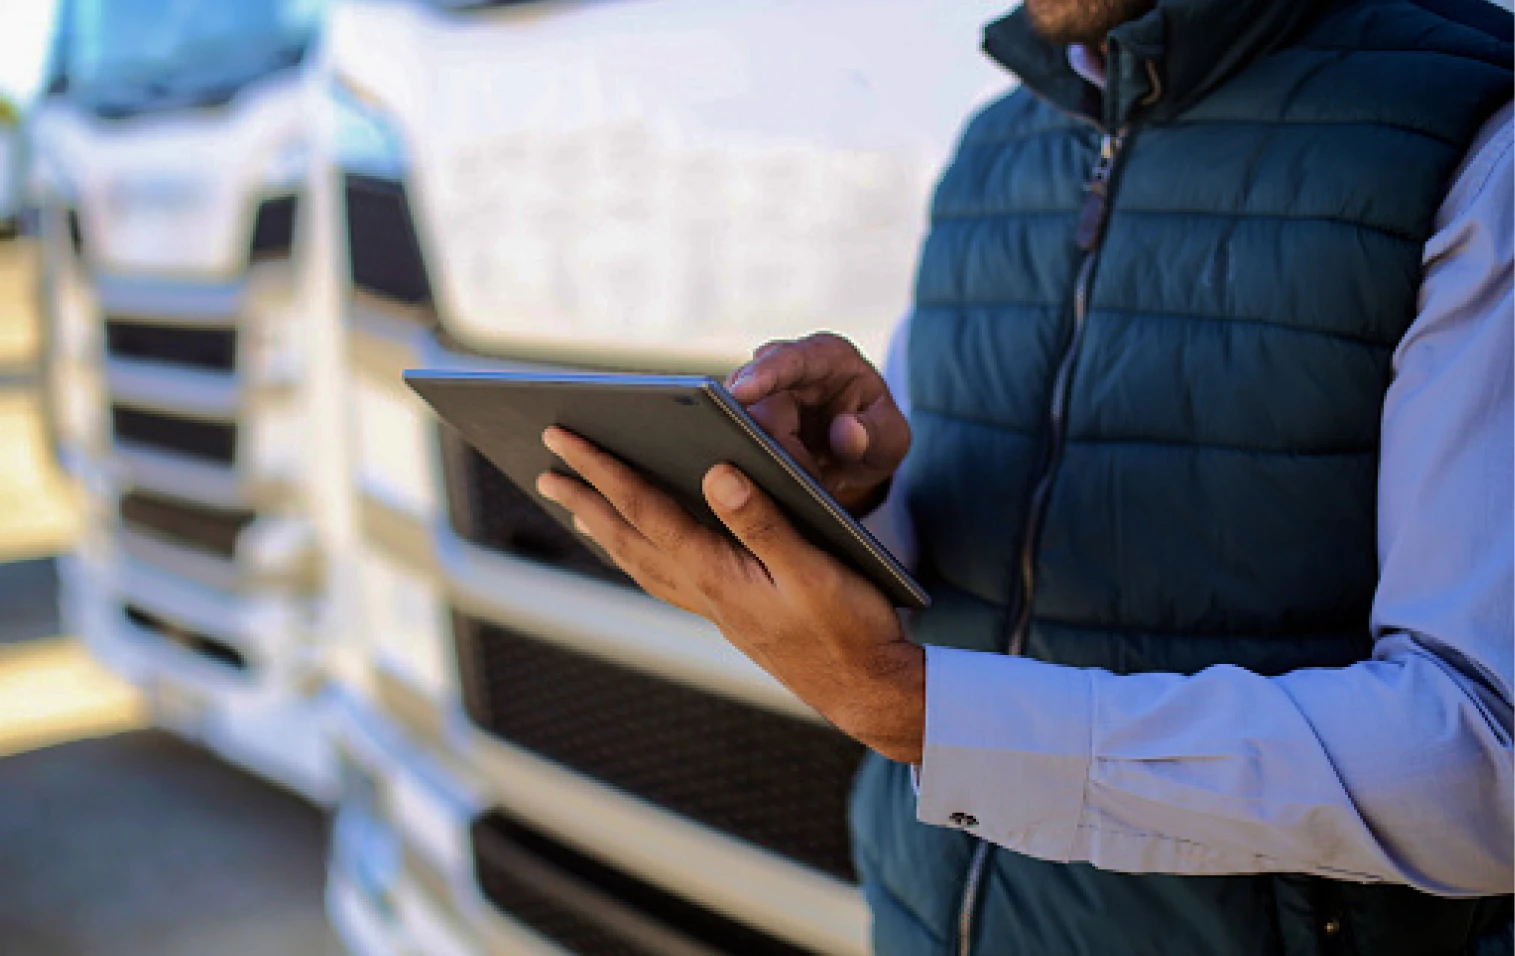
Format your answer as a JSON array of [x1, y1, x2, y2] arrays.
[[404, 369, 929, 609]]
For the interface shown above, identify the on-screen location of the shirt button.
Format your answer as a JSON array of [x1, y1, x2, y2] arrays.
[[948, 812, 979, 828], [1323, 918, 1341, 937]]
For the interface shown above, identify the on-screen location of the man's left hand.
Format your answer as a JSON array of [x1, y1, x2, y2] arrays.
[[536, 426, 924, 764]]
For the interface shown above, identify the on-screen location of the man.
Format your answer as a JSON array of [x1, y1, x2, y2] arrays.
[[537, 0, 1514, 951]]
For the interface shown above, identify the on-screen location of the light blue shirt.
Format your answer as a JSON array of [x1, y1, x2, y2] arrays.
[[871, 102, 1513, 898]]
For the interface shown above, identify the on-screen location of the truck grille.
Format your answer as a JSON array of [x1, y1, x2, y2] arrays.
[[249, 194, 299, 260], [119, 490, 255, 558], [440, 428, 637, 590], [124, 604, 247, 671], [105, 321, 238, 372], [111, 406, 237, 465], [454, 612, 863, 882], [473, 811, 820, 956], [344, 174, 432, 308]]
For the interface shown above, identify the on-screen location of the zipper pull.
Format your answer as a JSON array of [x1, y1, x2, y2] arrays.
[[1075, 132, 1123, 252]]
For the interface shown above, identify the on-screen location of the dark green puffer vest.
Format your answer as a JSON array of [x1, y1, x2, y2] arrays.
[[849, 0, 1513, 953]]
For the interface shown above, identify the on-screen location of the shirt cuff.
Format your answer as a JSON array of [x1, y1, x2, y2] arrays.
[[916, 645, 1094, 861]]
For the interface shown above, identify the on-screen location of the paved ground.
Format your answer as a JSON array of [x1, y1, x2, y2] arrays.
[[0, 732, 343, 956], [0, 239, 345, 956], [0, 557, 59, 645]]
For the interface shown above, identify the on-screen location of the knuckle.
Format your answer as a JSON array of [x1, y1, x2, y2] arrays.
[[598, 520, 634, 557], [800, 562, 845, 608], [691, 563, 725, 598], [654, 522, 692, 556], [629, 564, 677, 598], [807, 331, 854, 357], [743, 513, 785, 548], [617, 489, 648, 528]]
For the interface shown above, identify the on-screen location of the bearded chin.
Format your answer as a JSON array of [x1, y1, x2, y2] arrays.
[[1024, 0, 1156, 47]]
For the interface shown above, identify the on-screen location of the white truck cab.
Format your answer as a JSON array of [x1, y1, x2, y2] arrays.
[[322, 1, 1010, 952], [30, 0, 347, 802]]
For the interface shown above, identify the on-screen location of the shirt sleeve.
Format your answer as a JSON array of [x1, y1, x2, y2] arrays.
[[916, 105, 1514, 898]]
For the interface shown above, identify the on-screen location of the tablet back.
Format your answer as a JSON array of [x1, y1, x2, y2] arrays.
[[405, 369, 927, 609]]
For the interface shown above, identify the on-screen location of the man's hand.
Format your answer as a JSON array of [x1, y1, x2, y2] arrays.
[[537, 426, 924, 764], [728, 333, 910, 517]]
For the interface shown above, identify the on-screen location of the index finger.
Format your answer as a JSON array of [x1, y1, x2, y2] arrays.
[[727, 333, 865, 405], [542, 426, 718, 560]]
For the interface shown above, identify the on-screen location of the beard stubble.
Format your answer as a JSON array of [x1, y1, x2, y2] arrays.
[[1024, 0, 1157, 46]]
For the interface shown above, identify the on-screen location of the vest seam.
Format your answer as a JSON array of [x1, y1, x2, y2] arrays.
[[915, 299, 1060, 314], [1326, 0, 1514, 43], [960, 114, 1463, 149], [913, 585, 1371, 641], [915, 299, 1400, 351], [929, 206, 1421, 244], [1066, 435, 1377, 456], [909, 409, 1379, 457], [1092, 304, 1399, 350], [1116, 206, 1421, 243], [1029, 616, 1371, 641], [910, 406, 1042, 440], [1159, 117, 1460, 148], [1295, 41, 1512, 67]]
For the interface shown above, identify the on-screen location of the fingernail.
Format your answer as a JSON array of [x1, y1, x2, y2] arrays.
[[542, 427, 564, 454], [573, 515, 591, 535], [709, 467, 750, 510], [535, 473, 559, 501]]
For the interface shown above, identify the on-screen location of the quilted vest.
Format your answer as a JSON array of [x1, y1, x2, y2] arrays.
[[849, 0, 1514, 953]]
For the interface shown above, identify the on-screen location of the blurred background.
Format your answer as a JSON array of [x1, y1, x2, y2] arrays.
[[2, 5, 341, 954], [0, 1, 1009, 953], [4, 1, 1509, 955]]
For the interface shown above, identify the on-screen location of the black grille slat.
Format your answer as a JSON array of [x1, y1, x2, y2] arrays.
[[441, 428, 637, 590], [454, 613, 864, 881], [66, 208, 84, 257], [124, 605, 247, 671], [344, 174, 432, 306], [111, 406, 236, 465], [473, 812, 819, 956], [119, 490, 254, 558], [249, 195, 299, 259], [105, 321, 238, 372]]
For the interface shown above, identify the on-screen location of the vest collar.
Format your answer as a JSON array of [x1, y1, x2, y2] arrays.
[[983, 0, 1334, 130]]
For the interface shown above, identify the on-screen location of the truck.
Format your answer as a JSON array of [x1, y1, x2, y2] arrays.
[[319, 0, 1012, 951], [30, 0, 347, 801]]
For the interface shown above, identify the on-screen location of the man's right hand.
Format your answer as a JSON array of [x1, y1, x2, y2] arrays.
[[726, 332, 910, 517]]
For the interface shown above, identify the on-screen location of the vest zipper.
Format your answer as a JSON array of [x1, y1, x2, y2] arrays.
[[955, 840, 991, 956], [1006, 128, 1127, 657], [955, 129, 1130, 956]]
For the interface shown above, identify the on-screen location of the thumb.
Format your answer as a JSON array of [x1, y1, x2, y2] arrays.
[[702, 464, 811, 577], [828, 412, 871, 463], [832, 400, 909, 471]]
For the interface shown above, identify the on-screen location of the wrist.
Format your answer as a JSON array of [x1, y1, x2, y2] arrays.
[[832, 640, 925, 764]]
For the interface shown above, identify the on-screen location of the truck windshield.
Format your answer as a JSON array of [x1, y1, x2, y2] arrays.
[[66, 0, 322, 91]]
